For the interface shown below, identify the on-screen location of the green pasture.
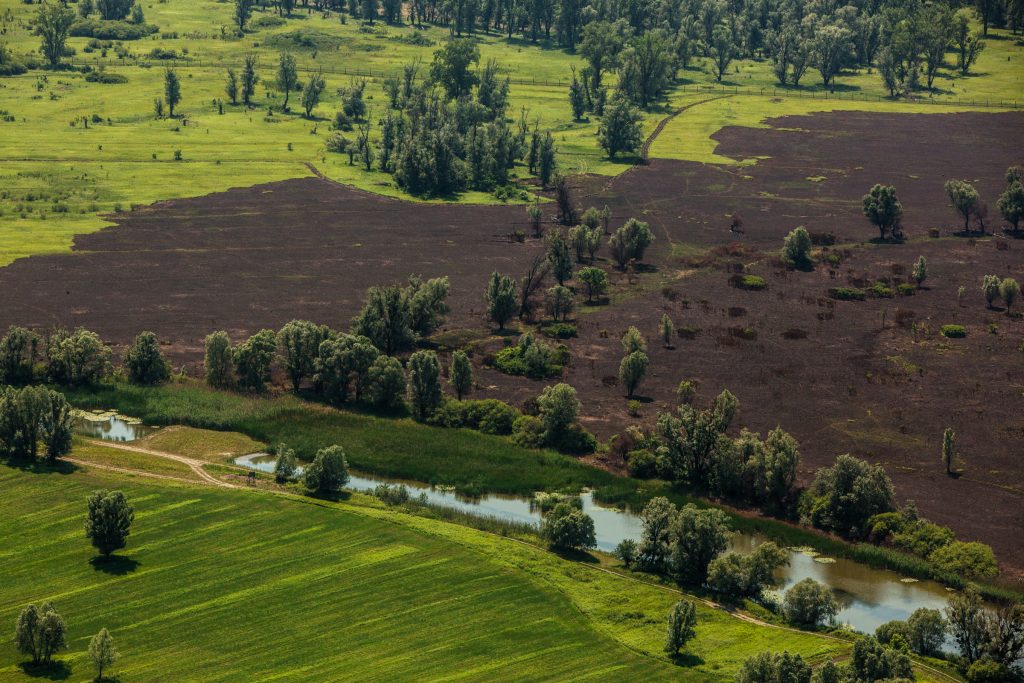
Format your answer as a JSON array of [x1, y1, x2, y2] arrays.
[[0, 463, 849, 681]]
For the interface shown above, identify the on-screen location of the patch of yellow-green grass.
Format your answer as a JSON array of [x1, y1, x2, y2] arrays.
[[139, 425, 265, 463], [69, 438, 198, 479], [647, 95, 1016, 165]]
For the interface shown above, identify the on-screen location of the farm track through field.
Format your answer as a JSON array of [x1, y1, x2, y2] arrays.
[[72, 440, 960, 683]]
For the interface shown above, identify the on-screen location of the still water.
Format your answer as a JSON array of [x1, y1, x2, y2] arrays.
[[233, 452, 959, 637], [73, 410, 158, 442]]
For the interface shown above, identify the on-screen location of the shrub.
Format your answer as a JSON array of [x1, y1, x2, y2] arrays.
[[897, 283, 917, 296], [829, 287, 866, 301], [869, 282, 894, 298], [427, 399, 518, 436], [541, 502, 596, 551], [541, 323, 577, 339], [549, 424, 597, 455], [940, 324, 966, 338], [782, 226, 813, 269], [70, 18, 158, 40], [492, 333, 566, 379], [511, 415, 545, 448], [627, 449, 659, 478], [929, 541, 999, 579], [737, 274, 767, 291]]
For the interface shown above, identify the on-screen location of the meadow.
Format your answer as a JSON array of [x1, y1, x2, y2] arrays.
[[0, 462, 851, 681]]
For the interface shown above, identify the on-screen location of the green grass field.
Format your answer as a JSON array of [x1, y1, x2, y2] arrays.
[[0, 463, 851, 681], [0, 0, 1021, 265]]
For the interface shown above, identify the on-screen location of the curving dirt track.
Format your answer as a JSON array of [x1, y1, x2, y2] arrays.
[[0, 109, 1022, 574]]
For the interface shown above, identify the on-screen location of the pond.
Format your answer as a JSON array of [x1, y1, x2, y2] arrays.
[[73, 410, 159, 442], [233, 452, 962, 639]]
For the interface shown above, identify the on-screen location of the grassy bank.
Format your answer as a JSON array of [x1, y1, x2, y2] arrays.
[[0, 463, 849, 681]]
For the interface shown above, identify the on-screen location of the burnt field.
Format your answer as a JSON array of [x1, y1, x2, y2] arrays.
[[1, 110, 1022, 573]]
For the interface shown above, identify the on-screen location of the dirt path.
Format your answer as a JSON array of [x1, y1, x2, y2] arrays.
[[65, 458, 200, 485], [83, 439, 239, 489]]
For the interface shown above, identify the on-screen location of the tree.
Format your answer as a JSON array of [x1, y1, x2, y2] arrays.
[[654, 389, 738, 485], [276, 53, 298, 111], [664, 600, 697, 654], [617, 31, 676, 107], [278, 320, 330, 393], [36, 2, 76, 68], [710, 24, 734, 82], [225, 68, 239, 105], [89, 628, 119, 681], [406, 276, 450, 338], [314, 334, 379, 404], [946, 588, 987, 664], [303, 445, 349, 495], [449, 351, 473, 400], [537, 383, 581, 443], [538, 132, 557, 188], [811, 24, 853, 88], [232, 329, 277, 392], [782, 226, 812, 269], [942, 427, 956, 475], [274, 443, 298, 483], [983, 604, 1024, 666], [430, 38, 480, 99], [485, 271, 517, 330], [568, 69, 586, 120], [747, 427, 801, 512], [850, 636, 913, 682], [579, 20, 627, 98], [660, 314, 673, 348], [241, 55, 259, 107], [85, 490, 135, 558], [736, 651, 811, 683], [619, 351, 648, 398], [15, 603, 66, 666], [862, 185, 903, 240], [302, 69, 326, 118], [577, 267, 608, 303], [408, 350, 442, 421], [47, 328, 111, 387], [621, 326, 646, 354], [670, 503, 731, 585], [519, 253, 550, 320], [911, 256, 927, 289], [351, 285, 415, 355], [800, 454, 895, 536], [204, 331, 233, 388], [945, 179, 980, 232], [999, 278, 1019, 314], [40, 389, 73, 462], [783, 578, 839, 629], [541, 502, 596, 551], [907, 608, 947, 657], [952, 13, 985, 75], [547, 229, 573, 285], [637, 497, 676, 573], [234, 0, 254, 31], [597, 98, 643, 159], [998, 181, 1024, 232], [365, 356, 407, 410], [124, 331, 170, 385], [608, 218, 654, 268], [164, 69, 181, 118], [982, 274, 1001, 308], [526, 203, 543, 237], [0, 326, 39, 386], [545, 285, 575, 322]]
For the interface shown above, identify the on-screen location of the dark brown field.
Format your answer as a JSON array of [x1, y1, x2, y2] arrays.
[[2, 110, 1022, 574]]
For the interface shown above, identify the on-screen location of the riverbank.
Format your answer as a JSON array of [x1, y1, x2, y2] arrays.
[[62, 380, 1023, 605]]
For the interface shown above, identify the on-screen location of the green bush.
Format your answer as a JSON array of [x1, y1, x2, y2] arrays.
[[929, 541, 999, 579], [71, 19, 159, 40], [511, 415, 545, 448], [940, 324, 966, 338], [738, 274, 767, 291], [251, 15, 286, 28], [627, 448, 659, 478], [85, 69, 128, 84], [829, 287, 866, 301], [427, 399, 519, 436], [897, 283, 916, 296], [549, 424, 597, 455], [541, 323, 577, 339], [869, 282, 894, 298], [492, 334, 567, 379]]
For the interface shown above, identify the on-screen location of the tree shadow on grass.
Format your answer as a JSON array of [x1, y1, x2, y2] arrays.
[[90, 555, 141, 576], [669, 652, 705, 667], [305, 489, 352, 503], [549, 547, 600, 564], [3, 458, 79, 476], [18, 661, 71, 680]]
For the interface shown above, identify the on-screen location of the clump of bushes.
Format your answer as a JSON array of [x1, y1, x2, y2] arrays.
[[251, 15, 286, 29], [941, 324, 967, 338], [829, 286, 866, 301], [492, 333, 568, 380], [512, 383, 596, 455], [869, 282, 894, 298], [734, 274, 767, 291], [427, 399, 519, 435], [71, 19, 158, 40], [541, 323, 577, 339], [84, 68, 128, 84]]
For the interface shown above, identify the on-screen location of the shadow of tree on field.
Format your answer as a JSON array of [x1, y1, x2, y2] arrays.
[[669, 651, 705, 668], [18, 660, 71, 680], [3, 459, 79, 476], [90, 555, 141, 576], [549, 547, 600, 564]]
